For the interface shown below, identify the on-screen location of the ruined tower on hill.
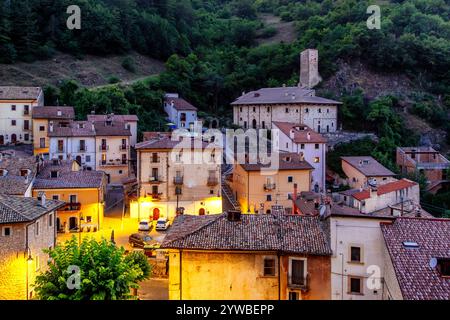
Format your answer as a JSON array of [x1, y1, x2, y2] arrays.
[[299, 49, 322, 89]]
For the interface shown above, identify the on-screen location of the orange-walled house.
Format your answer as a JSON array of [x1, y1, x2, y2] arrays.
[[162, 208, 331, 300]]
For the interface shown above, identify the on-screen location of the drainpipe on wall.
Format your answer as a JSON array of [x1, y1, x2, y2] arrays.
[[179, 250, 183, 300], [278, 252, 281, 300]]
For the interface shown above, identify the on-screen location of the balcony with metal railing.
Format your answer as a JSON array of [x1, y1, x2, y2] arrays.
[[264, 182, 276, 191], [59, 202, 81, 212], [287, 274, 310, 291], [119, 144, 128, 151], [99, 159, 128, 166], [173, 176, 184, 185], [149, 175, 163, 183], [150, 157, 160, 163], [207, 176, 219, 186]]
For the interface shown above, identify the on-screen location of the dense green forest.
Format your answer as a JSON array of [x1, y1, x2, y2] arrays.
[[1, 0, 450, 209]]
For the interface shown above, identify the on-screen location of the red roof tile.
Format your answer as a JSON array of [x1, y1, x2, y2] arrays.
[[381, 217, 450, 300], [272, 122, 327, 143], [352, 179, 417, 201]]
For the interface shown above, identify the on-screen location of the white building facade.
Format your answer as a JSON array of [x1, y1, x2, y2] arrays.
[[164, 93, 198, 129], [274, 122, 327, 192], [0, 86, 44, 145]]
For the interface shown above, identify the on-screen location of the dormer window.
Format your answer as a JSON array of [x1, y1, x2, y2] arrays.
[[106, 120, 112, 126], [78, 123, 84, 129], [20, 169, 29, 177], [0, 169, 7, 176], [50, 170, 58, 178], [57, 110, 62, 116], [436, 258, 450, 277]]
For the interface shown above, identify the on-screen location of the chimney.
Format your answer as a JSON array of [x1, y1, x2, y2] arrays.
[[38, 191, 46, 207], [293, 183, 298, 214], [290, 129, 295, 140], [91, 110, 95, 114], [307, 132, 311, 141], [91, 122, 95, 132], [49, 121, 54, 132], [227, 210, 241, 222]]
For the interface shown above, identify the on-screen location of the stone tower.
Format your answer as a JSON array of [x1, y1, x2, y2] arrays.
[[299, 49, 322, 89]]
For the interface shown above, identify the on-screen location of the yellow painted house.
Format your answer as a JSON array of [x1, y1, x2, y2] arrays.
[[161, 209, 332, 300], [31, 106, 75, 156], [32, 159, 106, 234], [230, 152, 313, 214]]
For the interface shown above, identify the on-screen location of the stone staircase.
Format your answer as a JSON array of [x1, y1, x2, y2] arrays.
[[221, 179, 240, 211]]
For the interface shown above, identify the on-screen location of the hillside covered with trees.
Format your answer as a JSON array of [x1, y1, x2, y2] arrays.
[[1, 0, 450, 208]]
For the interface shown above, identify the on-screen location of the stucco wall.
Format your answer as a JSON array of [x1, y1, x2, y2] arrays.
[[168, 250, 331, 300], [0, 211, 56, 300], [329, 216, 388, 300]]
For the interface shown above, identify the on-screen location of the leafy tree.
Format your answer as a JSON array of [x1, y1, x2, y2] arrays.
[[34, 237, 151, 300]]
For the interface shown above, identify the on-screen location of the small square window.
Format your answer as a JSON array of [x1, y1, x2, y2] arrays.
[[11, 105, 16, 111], [48, 213, 53, 227], [314, 157, 320, 163], [50, 171, 58, 178], [210, 189, 214, 195], [2, 226, 12, 236], [52, 195, 59, 200], [349, 277, 362, 294], [350, 246, 361, 263], [263, 258, 276, 276], [300, 144, 305, 149], [285, 108, 289, 113], [119, 170, 123, 174], [288, 176, 293, 183], [11, 120, 16, 126], [39, 126, 45, 131], [315, 144, 319, 149], [266, 195, 272, 201]]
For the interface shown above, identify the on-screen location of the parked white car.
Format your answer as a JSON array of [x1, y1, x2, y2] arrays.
[[155, 218, 170, 231], [138, 219, 152, 231]]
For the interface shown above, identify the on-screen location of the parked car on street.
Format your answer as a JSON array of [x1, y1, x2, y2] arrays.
[[138, 219, 152, 231], [155, 217, 171, 231], [129, 233, 160, 250]]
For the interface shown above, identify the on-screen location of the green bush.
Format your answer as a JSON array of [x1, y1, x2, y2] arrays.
[[121, 57, 136, 73], [108, 76, 121, 84]]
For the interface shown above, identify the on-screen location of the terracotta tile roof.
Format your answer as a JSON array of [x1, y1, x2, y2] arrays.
[[0, 194, 64, 224], [93, 121, 131, 136], [240, 152, 314, 171], [48, 121, 96, 137], [351, 179, 417, 201], [341, 156, 395, 177], [136, 134, 210, 150], [0, 156, 37, 195], [164, 97, 197, 111], [161, 212, 332, 255], [272, 122, 327, 143], [32, 106, 75, 119], [381, 218, 450, 300], [0, 86, 42, 100], [142, 132, 171, 141], [87, 114, 139, 122], [33, 160, 105, 189], [231, 87, 341, 105], [328, 202, 432, 219]]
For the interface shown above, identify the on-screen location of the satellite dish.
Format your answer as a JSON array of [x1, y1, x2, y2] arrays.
[[429, 257, 438, 268]]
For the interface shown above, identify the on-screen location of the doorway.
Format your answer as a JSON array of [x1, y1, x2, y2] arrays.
[[69, 217, 77, 231], [0, 135, 3, 145], [199, 208, 205, 215], [11, 134, 17, 143], [152, 208, 160, 221]]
